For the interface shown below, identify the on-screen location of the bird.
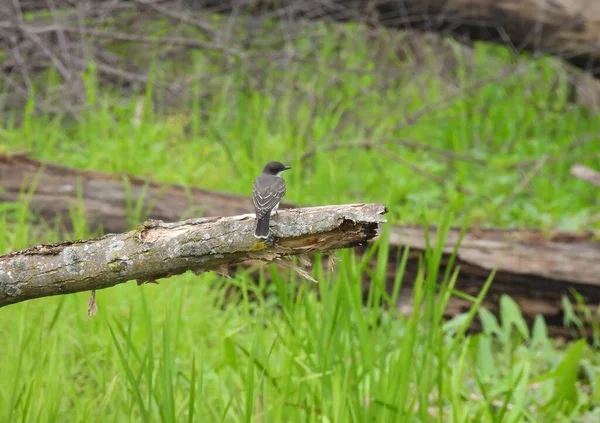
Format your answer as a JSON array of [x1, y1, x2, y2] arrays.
[[252, 160, 292, 239]]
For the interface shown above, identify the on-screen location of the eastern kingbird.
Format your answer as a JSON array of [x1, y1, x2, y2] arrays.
[[252, 161, 292, 239]]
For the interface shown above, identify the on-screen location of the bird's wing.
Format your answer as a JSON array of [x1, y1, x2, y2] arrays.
[[252, 177, 286, 219]]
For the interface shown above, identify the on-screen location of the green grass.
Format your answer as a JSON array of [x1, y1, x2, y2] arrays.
[[1, 22, 598, 231], [1, 15, 600, 423], [2, 218, 599, 422]]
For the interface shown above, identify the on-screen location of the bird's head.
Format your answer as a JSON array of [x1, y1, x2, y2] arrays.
[[262, 161, 292, 176]]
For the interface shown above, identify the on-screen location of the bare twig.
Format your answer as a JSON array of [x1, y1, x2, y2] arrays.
[[509, 134, 598, 169], [26, 25, 246, 59], [132, 0, 216, 37], [376, 146, 483, 198], [299, 138, 485, 199], [498, 153, 548, 209], [571, 163, 600, 188], [19, 23, 71, 80], [273, 257, 319, 284]]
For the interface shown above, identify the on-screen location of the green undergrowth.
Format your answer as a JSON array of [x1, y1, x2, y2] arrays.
[[1, 211, 599, 422], [1, 14, 600, 423], [0, 20, 598, 231]]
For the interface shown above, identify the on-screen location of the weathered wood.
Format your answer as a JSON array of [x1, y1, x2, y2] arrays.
[[7, 0, 600, 78], [390, 226, 600, 287], [2, 153, 600, 336], [384, 226, 600, 338], [571, 163, 600, 188], [0, 153, 295, 234], [0, 203, 386, 307]]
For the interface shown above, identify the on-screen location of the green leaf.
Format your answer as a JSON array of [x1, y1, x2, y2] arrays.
[[500, 296, 530, 341]]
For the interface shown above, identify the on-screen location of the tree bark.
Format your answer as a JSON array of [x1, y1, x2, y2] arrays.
[[0, 153, 295, 234], [2, 153, 600, 337], [0, 203, 386, 307], [386, 226, 600, 338], [7, 0, 600, 77]]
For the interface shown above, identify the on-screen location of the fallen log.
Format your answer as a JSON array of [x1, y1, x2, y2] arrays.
[[0, 152, 295, 234], [1, 153, 600, 336], [387, 226, 600, 338], [8, 0, 600, 78], [0, 203, 386, 307]]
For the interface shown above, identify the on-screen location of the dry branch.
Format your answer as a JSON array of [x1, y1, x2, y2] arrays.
[[0, 203, 386, 308], [571, 163, 600, 188]]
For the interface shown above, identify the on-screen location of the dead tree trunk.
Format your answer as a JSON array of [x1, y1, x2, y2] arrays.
[[0, 153, 295, 234], [0, 203, 386, 307]]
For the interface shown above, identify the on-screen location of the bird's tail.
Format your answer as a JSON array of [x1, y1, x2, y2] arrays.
[[254, 215, 270, 239]]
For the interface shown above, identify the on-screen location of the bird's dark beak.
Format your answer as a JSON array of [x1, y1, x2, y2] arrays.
[[284, 166, 292, 170]]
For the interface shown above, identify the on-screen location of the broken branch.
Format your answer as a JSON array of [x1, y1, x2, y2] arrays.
[[0, 203, 386, 308], [570, 163, 600, 188]]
